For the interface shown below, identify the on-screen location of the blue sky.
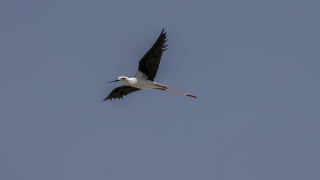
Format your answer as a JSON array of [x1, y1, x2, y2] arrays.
[[1, 1, 320, 179]]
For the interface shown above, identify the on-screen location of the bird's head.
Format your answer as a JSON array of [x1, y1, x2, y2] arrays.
[[108, 76, 129, 83]]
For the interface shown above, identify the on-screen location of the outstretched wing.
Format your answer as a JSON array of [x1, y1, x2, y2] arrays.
[[103, 86, 141, 100], [135, 29, 168, 81]]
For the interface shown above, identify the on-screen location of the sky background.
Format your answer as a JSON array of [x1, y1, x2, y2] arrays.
[[1, 0, 320, 179]]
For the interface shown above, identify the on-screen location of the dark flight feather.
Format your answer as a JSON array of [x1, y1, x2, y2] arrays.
[[104, 86, 141, 100], [136, 29, 168, 81]]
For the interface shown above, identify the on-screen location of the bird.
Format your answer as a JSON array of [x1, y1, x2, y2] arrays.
[[103, 29, 197, 101]]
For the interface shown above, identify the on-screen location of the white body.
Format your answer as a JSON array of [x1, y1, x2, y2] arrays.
[[113, 75, 196, 98], [113, 71, 196, 98], [118, 76, 167, 90]]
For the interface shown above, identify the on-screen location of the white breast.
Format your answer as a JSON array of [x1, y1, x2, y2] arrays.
[[128, 78, 155, 89]]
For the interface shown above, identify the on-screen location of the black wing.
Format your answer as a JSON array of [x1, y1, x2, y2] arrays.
[[136, 29, 168, 81], [103, 86, 141, 101]]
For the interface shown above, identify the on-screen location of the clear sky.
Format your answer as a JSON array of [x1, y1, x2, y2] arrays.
[[1, 1, 320, 180]]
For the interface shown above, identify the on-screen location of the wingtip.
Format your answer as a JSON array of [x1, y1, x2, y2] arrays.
[[161, 28, 166, 35]]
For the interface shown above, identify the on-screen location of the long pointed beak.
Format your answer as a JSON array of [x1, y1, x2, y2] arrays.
[[108, 80, 119, 83]]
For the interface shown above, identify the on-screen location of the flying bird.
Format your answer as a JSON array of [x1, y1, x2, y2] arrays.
[[104, 29, 197, 100]]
